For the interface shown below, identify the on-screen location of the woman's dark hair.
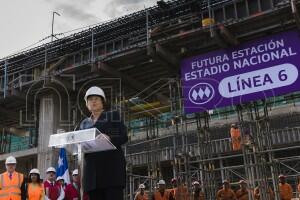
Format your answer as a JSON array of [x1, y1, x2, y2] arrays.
[[28, 173, 41, 183]]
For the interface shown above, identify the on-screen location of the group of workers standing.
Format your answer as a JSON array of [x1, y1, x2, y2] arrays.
[[135, 175, 299, 200], [0, 86, 128, 200], [0, 156, 85, 200], [216, 175, 295, 200], [135, 178, 204, 200]]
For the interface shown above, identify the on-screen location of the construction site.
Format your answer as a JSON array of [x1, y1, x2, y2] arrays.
[[1, 0, 300, 199]]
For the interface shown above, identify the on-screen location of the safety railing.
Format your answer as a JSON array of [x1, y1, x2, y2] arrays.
[[127, 127, 300, 165]]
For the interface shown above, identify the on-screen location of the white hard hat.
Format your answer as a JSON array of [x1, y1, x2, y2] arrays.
[[139, 184, 145, 189], [84, 86, 106, 102], [29, 168, 40, 175], [158, 180, 166, 185], [279, 174, 286, 178], [5, 156, 17, 164], [56, 176, 64, 181], [192, 181, 200, 185], [46, 167, 56, 173], [72, 169, 79, 176]]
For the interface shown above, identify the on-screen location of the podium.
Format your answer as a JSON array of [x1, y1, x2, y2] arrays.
[[49, 128, 116, 199]]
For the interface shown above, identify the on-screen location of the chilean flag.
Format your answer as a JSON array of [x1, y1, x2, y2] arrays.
[[56, 148, 70, 184]]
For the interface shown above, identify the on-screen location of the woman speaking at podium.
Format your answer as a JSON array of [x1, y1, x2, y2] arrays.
[[79, 86, 128, 200]]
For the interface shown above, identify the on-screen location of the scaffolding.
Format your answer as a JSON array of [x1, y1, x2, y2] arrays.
[[125, 78, 300, 200]]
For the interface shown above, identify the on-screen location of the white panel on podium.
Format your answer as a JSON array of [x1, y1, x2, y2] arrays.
[[81, 134, 116, 153], [48, 128, 116, 153]]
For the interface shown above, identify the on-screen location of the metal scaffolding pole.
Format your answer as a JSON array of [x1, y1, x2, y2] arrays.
[[91, 29, 94, 62], [146, 9, 150, 46], [169, 78, 179, 180], [236, 105, 255, 200], [195, 111, 216, 199], [251, 101, 279, 200], [3, 60, 7, 98]]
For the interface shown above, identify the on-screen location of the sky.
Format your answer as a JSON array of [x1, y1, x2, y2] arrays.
[[0, 0, 158, 59]]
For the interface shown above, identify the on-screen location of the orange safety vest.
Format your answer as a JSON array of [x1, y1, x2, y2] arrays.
[[135, 192, 149, 200], [230, 128, 241, 150], [173, 186, 189, 200], [191, 191, 205, 200], [0, 171, 24, 200], [27, 183, 44, 200], [235, 189, 249, 200], [253, 187, 274, 200], [216, 188, 236, 200], [154, 190, 170, 200], [279, 183, 293, 200]]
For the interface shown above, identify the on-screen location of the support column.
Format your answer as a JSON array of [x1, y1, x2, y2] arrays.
[[37, 95, 59, 179]]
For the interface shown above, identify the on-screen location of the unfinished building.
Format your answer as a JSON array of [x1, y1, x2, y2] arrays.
[[1, 0, 300, 199]]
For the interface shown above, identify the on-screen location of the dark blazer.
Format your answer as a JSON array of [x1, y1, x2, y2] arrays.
[[80, 110, 128, 192]]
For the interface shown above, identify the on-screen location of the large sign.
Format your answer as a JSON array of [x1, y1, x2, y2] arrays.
[[181, 31, 300, 113]]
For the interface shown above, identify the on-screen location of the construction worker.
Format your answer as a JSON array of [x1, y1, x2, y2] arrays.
[[79, 86, 128, 200], [0, 156, 25, 200], [56, 177, 66, 190], [253, 184, 274, 200], [235, 180, 249, 200], [170, 178, 189, 200], [230, 124, 241, 151], [216, 180, 237, 200], [26, 168, 44, 200], [44, 167, 65, 200], [297, 176, 300, 198], [134, 184, 148, 200], [169, 178, 177, 197], [278, 174, 293, 200], [152, 180, 174, 200], [64, 169, 89, 200], [191, 181, 205, 200]]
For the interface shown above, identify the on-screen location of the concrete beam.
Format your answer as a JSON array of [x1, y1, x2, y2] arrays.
[[50, 76, 75, 91], [291, 0, 300, 30], [47, 56, 67, 74], [211, 29, 228, 49], [147, 45, 179, 76], [97, 62, 169, 103], [218, 24, 239, 46], [0, 106, 19, 120], [10, 88, 34, 105], [155, 44, 179, 67], [0, 148, 37, 161]]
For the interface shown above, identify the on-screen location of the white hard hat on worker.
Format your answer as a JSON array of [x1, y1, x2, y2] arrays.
[[46, 167, 56, 173], [5, 156, 17, 165], [84, 86, 106, 103], [72, 169, 79, 176], [158, 180, 166, 185], [5, 156, 17, 173], [29, 168, 40, 175], [56, 176, 64, 181]]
